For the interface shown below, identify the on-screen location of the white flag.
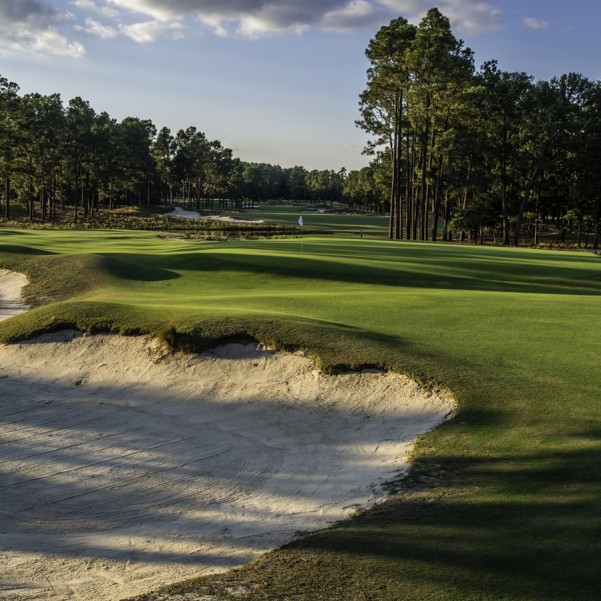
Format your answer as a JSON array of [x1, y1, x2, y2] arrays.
[[298, 216, 303, 227]]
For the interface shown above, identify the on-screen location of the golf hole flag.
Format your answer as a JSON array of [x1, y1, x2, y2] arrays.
[[298, 216, 303, 227]]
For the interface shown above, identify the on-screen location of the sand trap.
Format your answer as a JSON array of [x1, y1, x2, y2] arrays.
[[165, 207, 204, 219], [0, 269, 30, 321], [0, 274, 454, 601], [166, 207, 264, 223]]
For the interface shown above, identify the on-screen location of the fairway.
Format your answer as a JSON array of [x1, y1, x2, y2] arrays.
[[1, 230, 601, 600]]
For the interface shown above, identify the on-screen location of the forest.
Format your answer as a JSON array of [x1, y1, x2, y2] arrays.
[[0, 80, 347, 221], [2, 7, 601, 248], [358, 8, 601, 247]]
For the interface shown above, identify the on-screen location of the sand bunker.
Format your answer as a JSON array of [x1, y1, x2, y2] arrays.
[[0, 269, 30, 321], [0, 272, 454, 601], [166, 206, 264, 223]]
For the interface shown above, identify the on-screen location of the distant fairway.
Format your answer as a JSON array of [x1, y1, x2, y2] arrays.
[[1, 228, 601, 600], [211, 203, 390, 234]]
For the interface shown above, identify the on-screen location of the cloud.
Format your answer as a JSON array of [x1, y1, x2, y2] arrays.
[[0, 0, 55, 22], [103, 0, 503, 37], [0, 0, 86, 57], [106, 0, 184, 21], [120, 20, 185, 43], [522, 17, 550, 31], [439, 0, 503, 34], [71, 0, 120, 19], [0, 0, 504, 55], [320, 0, 384, 32], [76, 17, 118, 39], [379, 0, 503, 34], [30, 26, 87, 55]]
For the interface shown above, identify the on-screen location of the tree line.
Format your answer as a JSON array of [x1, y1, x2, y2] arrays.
[[4, 8, 601, 247], [356, 8, 601, 247], [0, 77, 348, 222]]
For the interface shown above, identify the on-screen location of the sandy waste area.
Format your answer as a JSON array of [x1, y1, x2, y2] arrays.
[[0, 269, 454, 600], [166, 206, 264, 223]]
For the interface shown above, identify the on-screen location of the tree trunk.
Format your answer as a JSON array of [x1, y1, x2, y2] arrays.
[[513, 163, 541, 247], [405, 130, 413, 240], [4, 176, 10, 220], [501, 157, 510, 245], [41, 188, 46, 222], [430, 159, 443, 241], [395, 91, 403, 240], [419, 138, 428, 241], [82, 180, 86, 219], [577, 208, 584, 248], [442, 189, 450, 241], [388, 92, 402, 240]]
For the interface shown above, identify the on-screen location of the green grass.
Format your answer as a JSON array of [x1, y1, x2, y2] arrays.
[[226, 203, 389, 234], [1, 228, 601, 600]]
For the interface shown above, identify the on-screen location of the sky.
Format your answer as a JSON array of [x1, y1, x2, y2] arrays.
[[1, 1, 600, 171]]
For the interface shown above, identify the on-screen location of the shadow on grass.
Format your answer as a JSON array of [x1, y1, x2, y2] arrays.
[[107, 242, 601, 297], [4, 241, 601, 306], [0, 244, 54, 256], [275, 437, 601, 601], [121, 407, 601, 601], [102, 255, 179, 282]]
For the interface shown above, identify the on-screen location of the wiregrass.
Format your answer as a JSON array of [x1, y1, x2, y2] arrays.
[[1, 228, 601, 600]]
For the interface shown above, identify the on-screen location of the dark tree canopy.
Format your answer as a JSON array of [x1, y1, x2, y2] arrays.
[[356, 8, 601, 248]]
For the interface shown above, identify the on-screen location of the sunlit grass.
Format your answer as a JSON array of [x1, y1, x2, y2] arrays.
[[1, 228, 601, 600]]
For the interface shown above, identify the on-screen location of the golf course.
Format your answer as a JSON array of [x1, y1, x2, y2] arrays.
[[1, 223, 600, 600]]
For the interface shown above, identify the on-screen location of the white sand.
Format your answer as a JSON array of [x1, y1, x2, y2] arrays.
[[165, 207, 203, 219], [166, 206, 264, 223], [0, 272, 454, 601], [0, 269, 30, 321]]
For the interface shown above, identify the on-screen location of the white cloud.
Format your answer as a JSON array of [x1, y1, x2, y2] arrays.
[[522, 17, 550, 31], [197, 13, 229, 37], [77, 17, 118, 39], [320, 0, 383, 32], [237, 10, 311, 37], [107, 0, 178, 21], [379, 0, 503, 33], [71, 0, 120, 19], [120, 20, 185, 43], [441, 0, 503, 34], [105, 0, 393, 37], [30, 26, 86, 56], [102, 0, 503, 37], [0, 0, 504, 54]]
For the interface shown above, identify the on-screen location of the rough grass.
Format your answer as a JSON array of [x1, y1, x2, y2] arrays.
[[1, 228, 601, 600]]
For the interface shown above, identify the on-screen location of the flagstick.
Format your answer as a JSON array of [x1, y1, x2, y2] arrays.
[[298, 215, 304, 253]]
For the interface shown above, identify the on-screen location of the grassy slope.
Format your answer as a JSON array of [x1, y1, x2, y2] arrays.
[[1, 228, 601, 600]]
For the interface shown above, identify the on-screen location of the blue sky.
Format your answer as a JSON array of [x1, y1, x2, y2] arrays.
[[1, 1, 599, 171]]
